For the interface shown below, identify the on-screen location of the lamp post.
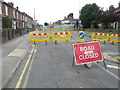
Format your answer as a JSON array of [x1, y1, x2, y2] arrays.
[[78, 11, 81, 31]]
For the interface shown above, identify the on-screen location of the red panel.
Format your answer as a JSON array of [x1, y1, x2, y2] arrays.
[[100, 33, 102, 35], [104, 34, 107, 35], [33, 34, 36, 35], [65, 32, 68, 34], [95, 33, 97, 35], [60, 32, 63, 34], [118, 34, 120, 37], [39, 33, 41, 35], [44, 33, 47, 35], [55, 33, 57, 35]]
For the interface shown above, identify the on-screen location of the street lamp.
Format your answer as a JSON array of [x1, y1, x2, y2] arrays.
[[78, 10, 81, 31]]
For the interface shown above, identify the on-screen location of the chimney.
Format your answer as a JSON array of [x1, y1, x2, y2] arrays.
[[8, 2, 14, 7], [16, 6, 19, 10]]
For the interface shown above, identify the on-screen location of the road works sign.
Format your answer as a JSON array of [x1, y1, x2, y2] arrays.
[[73, 41, 103, 65]]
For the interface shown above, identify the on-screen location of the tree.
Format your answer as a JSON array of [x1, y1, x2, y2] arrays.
[[2, 16, 12, 28], [44, 22, 49, 26], [95, 8, 117, 29], [80, 3, 99, 28]]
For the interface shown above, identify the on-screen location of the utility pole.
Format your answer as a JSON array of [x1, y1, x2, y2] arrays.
[[78, 0, 80, 31], [34, 8, 35, 20]]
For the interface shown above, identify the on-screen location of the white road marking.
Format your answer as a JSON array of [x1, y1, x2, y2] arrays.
[[97, 64, 120, 80], [107, 65, 120, 69]]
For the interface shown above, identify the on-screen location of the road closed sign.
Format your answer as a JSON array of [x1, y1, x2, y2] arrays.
[[73, 41, 103, 65]]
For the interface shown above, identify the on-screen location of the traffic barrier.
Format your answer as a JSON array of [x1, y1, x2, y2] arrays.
[[110, 34, 120, 43], [51, 32, 72, 43], [91, 33, 109, 43], [36, 28, 40, 30], [30, 33, 50, 44], [43, 27, 78, 31]]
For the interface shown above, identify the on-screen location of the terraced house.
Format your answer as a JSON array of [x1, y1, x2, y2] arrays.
[[0, 0, 2, 31], [2, 1, 33, 29]]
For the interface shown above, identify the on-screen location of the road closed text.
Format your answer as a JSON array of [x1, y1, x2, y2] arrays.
[[79, 46, 99, 60]]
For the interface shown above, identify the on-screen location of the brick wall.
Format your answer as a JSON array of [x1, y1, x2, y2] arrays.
[[18, 12, 21, 20], [2, 3, 5, 16], [8, 6, 13, 18]]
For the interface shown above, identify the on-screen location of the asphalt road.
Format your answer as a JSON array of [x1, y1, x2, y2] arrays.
[[6, 30, 119, 88]]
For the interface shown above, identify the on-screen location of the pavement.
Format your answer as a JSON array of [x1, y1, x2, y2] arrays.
[[1, 30, 119, 88], [2, 33, 30, 88], [0, 32, 2, 89]]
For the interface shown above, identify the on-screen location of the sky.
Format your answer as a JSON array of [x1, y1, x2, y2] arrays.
[[4, 0, 120, 25]]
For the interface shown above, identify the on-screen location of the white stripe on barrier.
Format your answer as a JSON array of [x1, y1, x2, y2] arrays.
[[41, 33, 44, 35], [36, 33, 38, 35], [102, 33, 104, 35], [58, 32, 60, 35], [97, 33, 100, 35], [63, 32, 65, 34], [116, 34, 118, 36]]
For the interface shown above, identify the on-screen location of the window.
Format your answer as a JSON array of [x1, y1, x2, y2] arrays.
[[13, 9, 15, 18], [23, 15, 24, 20], [13, 21, 16, 29], [0, 3, 1, 14], [21, 14, 22, 20], [5, 6, 8, 16], [23, 22, 25, 27], [17, 12, 18, 19]]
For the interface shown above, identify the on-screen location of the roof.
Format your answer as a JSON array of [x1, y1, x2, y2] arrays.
[[114, 9, 120, 14]]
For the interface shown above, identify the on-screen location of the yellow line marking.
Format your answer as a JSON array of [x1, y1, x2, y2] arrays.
[[15, 45, 35, 88], [22, 48, 37, 88]]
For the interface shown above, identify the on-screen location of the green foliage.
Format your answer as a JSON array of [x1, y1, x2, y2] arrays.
[[91, 21, 99, 28], [80, 3, 99, 28], [2, 16, 12, 28]]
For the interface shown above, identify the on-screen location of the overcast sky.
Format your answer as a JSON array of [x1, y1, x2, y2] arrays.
[[4, 0, 120, 24]]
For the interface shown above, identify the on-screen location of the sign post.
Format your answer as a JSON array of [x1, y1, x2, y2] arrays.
[[72, 41, 106, 72], [77, 31, 85, 42]]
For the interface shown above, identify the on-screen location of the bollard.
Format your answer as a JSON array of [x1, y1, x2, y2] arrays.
[[77, 31, 85, 43], [12, 29, 15, 38], [8, 29, 12, 40], [5, 29, 8, 40]]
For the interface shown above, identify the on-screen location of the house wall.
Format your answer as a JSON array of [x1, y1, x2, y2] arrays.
[[2, 1, 33, 29], [0, 2, 2, 30]]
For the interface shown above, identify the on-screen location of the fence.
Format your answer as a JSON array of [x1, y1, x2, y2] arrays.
[[84, 28, 119, 34]]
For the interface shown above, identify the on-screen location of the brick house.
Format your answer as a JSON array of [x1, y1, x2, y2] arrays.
[[0, 0, 2, 31], [25, 14, 33, 28], [113, 2, 120, 29], [2, 1, 33, 29]]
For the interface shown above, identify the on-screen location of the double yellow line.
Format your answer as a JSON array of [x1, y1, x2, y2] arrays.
[[15, 45, 36, 88]]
